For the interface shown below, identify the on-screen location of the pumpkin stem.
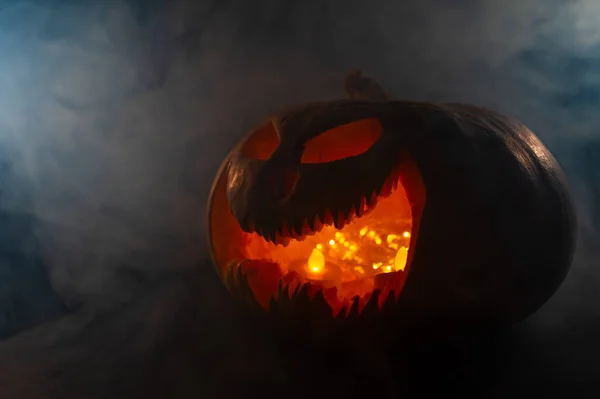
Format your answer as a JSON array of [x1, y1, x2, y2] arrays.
[[343, 69, 390, 100]]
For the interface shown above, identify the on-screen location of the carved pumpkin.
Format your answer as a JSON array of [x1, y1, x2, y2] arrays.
[[207, 71, 576, 330]]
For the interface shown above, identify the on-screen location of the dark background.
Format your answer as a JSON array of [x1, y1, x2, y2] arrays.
[[0, 0, 599, 397]]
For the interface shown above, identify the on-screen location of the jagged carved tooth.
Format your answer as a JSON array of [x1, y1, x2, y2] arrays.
[[394, 162, 403, 178], [346, 205, 356, 223], [357, 196, 368, 216], [301, 218, 313, 235], [322, 208, 334, 225], [380, 176, 393, 197], [244, 218, 255, 233], [307, 215, 316, 231], [289, 225, 300, 239], [270, 227, 280, 243], [265, 230, 276, 244], [335, 209, 346, 229], [390, 165, 402, 190], [294, 230, 307, 241], [290, 219, 304, 239], [275, 232, 291, 247], [368, 189, 379, 208], [280, 223, 291, 238], [313, 214, 324, 232]]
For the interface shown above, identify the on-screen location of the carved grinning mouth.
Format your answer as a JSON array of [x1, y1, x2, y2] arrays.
[[211, 143, 421, 317], [217, 111, 421, 316], [246, 162, 403, 246]]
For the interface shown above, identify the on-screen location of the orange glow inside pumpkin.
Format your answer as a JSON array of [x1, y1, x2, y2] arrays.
[[241, 182, 413, 310], [301, 118, 382, 163], [208, 120, 425, 317]]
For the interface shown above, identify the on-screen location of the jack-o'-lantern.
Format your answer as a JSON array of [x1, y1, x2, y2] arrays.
[[207, 70, 576, 333]]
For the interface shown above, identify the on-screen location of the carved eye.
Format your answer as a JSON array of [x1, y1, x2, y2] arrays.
[[300, 118, 382, 164], [239, 121, 280, 160]]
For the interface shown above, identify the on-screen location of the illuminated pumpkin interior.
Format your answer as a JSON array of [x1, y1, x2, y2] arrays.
[[209, 118, 425, 316]]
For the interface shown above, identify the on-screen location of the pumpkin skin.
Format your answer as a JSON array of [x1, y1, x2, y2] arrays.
[[207, 72, 576, 332]]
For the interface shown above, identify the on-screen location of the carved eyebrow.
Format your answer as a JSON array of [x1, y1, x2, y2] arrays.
[[300, 118, 382, 163], [239, 121, 280, 160]]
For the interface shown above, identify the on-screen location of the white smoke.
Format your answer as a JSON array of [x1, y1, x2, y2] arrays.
[[0, 0, 597, 347]]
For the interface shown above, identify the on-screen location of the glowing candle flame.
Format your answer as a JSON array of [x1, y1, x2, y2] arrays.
[[395, 246, 408, 271], [307, 248, 325, 274]]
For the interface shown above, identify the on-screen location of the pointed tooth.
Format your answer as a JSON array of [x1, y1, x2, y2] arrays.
[[322, 209, 334, 225], [394, 166, 404, 188], [380, 177, 393, 197], [346, 205, 356, 222], [313, 214, 323, 232], [275, 233, 291, 247], [390, 165, 401, 188], [357, 196, 368, 216], [368, 190, 378, 208], [307, 215, 316, 231], [290, 218, 304, 238], [301, 218, 312, 235], [265, 230, 276, 243], [281, 223, 291, 237], [292, 220, 305, 239], [289, 226, 300, 239], [335, 210, 346, 228], [245, 219, 255, 233], [270, 228, 279, 243]]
